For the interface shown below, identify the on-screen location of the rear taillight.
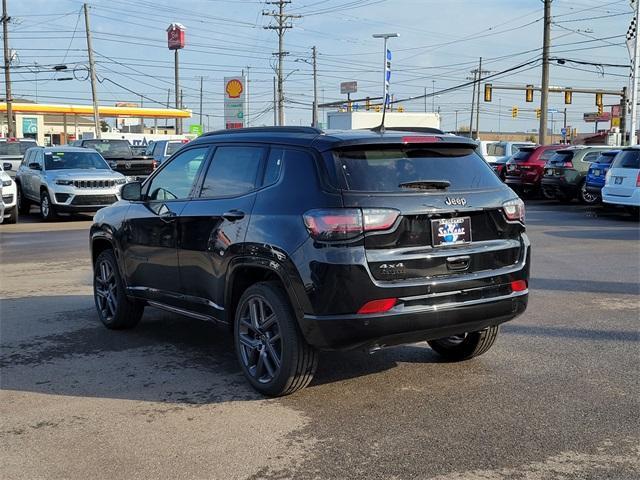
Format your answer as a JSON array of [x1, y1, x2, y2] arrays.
[[357, 298, 397, 314], [503, 198, 525, 223], [563, 161, 573, 168], [636, 171, 640, 187], [510, 280, 527, 292], [303, 208, 399, 241]]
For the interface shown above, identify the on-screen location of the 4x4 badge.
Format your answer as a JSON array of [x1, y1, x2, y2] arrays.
[[445, 197, 467, 206]]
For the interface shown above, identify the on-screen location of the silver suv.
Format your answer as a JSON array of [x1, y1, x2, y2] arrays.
[[16, 146, 126, 221]]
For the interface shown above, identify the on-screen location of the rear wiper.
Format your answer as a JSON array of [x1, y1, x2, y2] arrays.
[[398, 180, 451, 190]]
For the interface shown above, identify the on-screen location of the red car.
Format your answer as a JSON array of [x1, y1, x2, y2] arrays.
[[505, 145, 565, 195]]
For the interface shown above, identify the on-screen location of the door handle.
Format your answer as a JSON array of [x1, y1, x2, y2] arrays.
[[222, 209, 245, 221]]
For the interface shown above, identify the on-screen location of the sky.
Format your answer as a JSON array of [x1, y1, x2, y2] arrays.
[[5, 0, 633, 135]]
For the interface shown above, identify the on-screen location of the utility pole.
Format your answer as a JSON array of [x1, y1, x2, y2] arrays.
[[468, 69, 477, 137], [312, 46, 318, 127], [423, 87, 427, 113], [273, 76, 277, 126], [165, 88, 170, 128], [83, 3, 101, 139], [263, 1, 301, 126], [199, 76, 203, 128], [455, 110, 459, 132], [475, 57, 482, 139], [539, 0, 552, 145], [246, 66, 250, 127], [498, 98, 502, 132], [630, 0, 640, 145], [174, 49, 180, 134], [2, 0, 14, 138], [432, 80, 436, 112]]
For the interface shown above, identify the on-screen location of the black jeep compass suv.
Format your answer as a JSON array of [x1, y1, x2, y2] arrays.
[[90, 127, 530, 396]]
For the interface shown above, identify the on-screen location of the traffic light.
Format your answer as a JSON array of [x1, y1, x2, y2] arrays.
[[597, 104, 604, 116], [374, 105, 381, 112], [365, 97, 371, 111], [564, 89, 572, 105], [595, 92, 603, 106], [511, 106, 519, 118], [484, 83, 492, 102], [535, 108, 541, 119], [525, 84, 534, 103], [397, 105, 405, 112]]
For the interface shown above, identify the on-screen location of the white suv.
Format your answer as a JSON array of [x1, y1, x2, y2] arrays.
[[16, 146, 126, 221], [602, 147, 640, 215], [0, 163, 17, 223]]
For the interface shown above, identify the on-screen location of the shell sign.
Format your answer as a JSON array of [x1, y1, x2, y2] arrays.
[[225, 79, 243, 99], [224, 76, 247, 129]]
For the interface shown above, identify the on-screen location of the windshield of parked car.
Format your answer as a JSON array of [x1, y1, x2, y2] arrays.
[[0, 141, 37, 155], [334, 146, 503, 192], [512, 148, 535, 162], [166, 141, 184, 156], [611, 150, 640, 169], [486, 143, 506, 156], [83, 140, 131, 158], [44, 151, 110, 170]]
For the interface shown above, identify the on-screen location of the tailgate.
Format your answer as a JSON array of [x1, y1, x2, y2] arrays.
[[342, 192, 524, 282]]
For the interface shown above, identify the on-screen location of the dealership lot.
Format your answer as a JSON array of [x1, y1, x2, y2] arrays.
[[1, 202, 638, 480]]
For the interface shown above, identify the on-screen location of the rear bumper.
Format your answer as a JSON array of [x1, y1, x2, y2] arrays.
[[505, 175, 541, 188], [602, 188, 640, 207], [300, 290, 528, 350], [541, 177, 578, 198]]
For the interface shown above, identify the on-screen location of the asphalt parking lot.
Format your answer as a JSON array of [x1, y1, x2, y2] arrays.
[[1, 201, 638, 480]]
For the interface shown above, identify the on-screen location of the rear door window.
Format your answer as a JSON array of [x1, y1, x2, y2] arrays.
[[612, 150, 640, 169], [334, 146, 503, 192], [539, 149, 558, 162], [582, 151, 601, 164], [199, 146, 265, 198]]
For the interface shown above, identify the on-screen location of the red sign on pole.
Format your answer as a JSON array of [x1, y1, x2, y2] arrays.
[[167, 23, 186, 50]]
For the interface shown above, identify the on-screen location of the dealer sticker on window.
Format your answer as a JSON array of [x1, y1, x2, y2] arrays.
[[431, 217, 472, 247]]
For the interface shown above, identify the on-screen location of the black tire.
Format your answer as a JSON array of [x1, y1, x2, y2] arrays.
[[17, 184, 30, 215], [234, 281, 318, 396], [541, 187, 556, 200], [93, 249, 144, 329], [579, 180, 599, 205], [4, 207, 17, 224], [40, 190, 58, 221], [428, 325, 500, 361]]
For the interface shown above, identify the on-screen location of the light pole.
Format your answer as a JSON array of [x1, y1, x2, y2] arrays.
[[372, 33, 398, 117], [432, 80, 435, 112]]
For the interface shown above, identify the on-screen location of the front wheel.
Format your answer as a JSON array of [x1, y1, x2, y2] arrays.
[[17, 185, 30, 215], [40, 190, 58, 221], [579, 181, 599, 205], [428, 325, 500, 361], [234, 282, 318, 396]]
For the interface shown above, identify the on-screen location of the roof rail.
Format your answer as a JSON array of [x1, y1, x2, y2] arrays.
[[201, 126, 323, 137], [374, 126, 445, 135]]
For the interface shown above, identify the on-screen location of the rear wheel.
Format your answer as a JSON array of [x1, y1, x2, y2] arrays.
[[93, 249, 144, 329], [428, 325, 500, 361], [17, 185, 30, 215], [579, 180, 599, 204], [234, 282, 318, 396]]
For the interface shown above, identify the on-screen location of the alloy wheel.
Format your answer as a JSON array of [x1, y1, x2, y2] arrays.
[[581, 184, 598, 204], [41, 194, 49, 218], [237, 296, 282, 384], [95, 259, 118, 321]]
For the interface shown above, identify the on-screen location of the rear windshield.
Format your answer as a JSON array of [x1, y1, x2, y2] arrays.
[[333, 146, 503, 192], [547, 150, 575, 165], [512, 148, 535, 162], [595, 152, 619, 165], [166, 141, 184, 156], [83, 140, 131, 158], [612, 150, 640, 169], [44, 151, 110, 170], [486, 143, 506, 156], [0, 141, 37, 155]]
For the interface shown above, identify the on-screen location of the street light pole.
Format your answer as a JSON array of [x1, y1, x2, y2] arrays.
[[539, 0, 552, 144], [630, 0, 640, 145], [372, 33, 398, 127], [2, 0, 14, 138]]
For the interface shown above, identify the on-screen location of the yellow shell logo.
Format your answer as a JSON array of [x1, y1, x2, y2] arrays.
[[226, 79, 243, 98]]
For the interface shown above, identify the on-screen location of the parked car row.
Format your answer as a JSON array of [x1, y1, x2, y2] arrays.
[[485, 141, 639, 216], [3, 137, 193, 223]]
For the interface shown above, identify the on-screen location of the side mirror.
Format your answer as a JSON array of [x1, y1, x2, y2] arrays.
[[2, 162, 11, 171], [28, 162, 42, 170], [121, 181, 142, 201]]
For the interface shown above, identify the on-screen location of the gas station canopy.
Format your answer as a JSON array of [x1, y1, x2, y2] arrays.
[[0, 102, 191, 119]]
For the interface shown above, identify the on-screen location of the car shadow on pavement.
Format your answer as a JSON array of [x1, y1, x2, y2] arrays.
[[0, 295, 264, 404], [530, 277, 639, 295], [1, 295, 437, 401]]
